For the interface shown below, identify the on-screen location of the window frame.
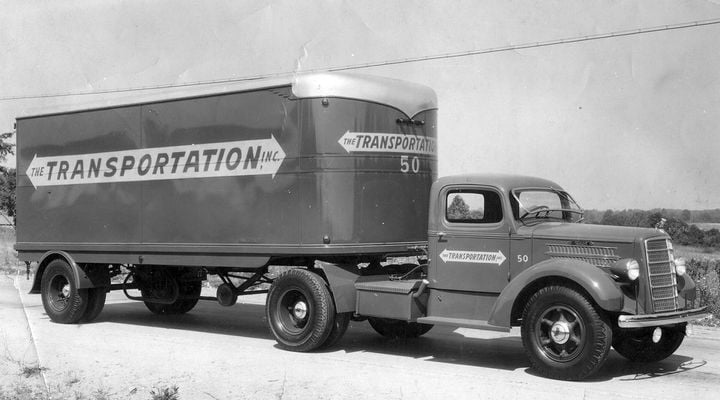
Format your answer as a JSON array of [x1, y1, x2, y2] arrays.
[[444, 188, 504, 225]]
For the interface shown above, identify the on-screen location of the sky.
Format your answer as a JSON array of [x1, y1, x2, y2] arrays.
[[1, 0, 719, 210]]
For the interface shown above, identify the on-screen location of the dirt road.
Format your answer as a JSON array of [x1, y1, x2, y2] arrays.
[[2, 273, 719, 399]]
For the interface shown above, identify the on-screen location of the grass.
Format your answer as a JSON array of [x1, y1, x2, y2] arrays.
[[0, 227, 19, 275], [149, 386, 179, 400], [675, 245, 720, 327]]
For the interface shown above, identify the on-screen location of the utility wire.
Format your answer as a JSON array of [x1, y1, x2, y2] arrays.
[[2, 17, 719, 102]]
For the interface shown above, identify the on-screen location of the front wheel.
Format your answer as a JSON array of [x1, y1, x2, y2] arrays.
[[266, 269, 336, 352], [613, 324, 686, 362], [521, 285, 612, 380]]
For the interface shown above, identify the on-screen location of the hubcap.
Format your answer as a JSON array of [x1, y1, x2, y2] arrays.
[[61, 284, 71, 298], [292, 301, 308, 320], [550, 321, 571, 344], [276, 289, 311, 335], [535, 305, 585, 363], [48, 275, 71, 312]]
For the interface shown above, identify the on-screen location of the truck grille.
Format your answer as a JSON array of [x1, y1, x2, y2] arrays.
[[645, 239, 679, 312], [546, 243, 619, 267]]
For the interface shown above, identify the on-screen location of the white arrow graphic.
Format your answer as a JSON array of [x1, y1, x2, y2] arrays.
[[338, 131, 436, 155], [25, 136, 286, 189], [439, 249, 507, 266]]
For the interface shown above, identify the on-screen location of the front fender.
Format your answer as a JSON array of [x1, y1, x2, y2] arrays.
[[487, 258, 624, 328], [677, 272, 697, 307]]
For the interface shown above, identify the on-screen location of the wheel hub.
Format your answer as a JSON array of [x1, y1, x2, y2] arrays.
[[550, 321, 571, 344], [61, 284, 71, 298], [292, 301, 308, 320]]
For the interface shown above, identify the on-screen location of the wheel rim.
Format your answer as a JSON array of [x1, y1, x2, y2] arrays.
[[276, 288, 311, 335], [535, 305, 586, 363], [47, 274, 71, 313]]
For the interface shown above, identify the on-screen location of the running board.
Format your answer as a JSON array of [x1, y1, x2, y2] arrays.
[[416, 316, 510, 332]]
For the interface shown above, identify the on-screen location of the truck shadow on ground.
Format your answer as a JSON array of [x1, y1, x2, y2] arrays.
[[98, 300, 705, 382]]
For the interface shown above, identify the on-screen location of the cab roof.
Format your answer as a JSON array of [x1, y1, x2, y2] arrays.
[[432, 173, 566, 194]]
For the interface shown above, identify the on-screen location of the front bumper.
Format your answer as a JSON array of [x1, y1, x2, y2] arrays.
[[617, 307, 711, 328]]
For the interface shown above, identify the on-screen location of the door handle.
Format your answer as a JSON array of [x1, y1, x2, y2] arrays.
[[437, 231, 447, 242]]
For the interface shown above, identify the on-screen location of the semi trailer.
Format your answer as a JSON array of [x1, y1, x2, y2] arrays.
[[15, 73, 709, 380]]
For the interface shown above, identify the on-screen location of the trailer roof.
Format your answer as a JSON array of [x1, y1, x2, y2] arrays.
[[17, 72, 437, 120]]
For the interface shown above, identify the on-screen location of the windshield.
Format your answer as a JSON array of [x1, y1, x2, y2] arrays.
[[512, 188, 584, 223]]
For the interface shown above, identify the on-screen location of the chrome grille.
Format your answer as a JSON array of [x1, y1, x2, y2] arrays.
[[644, 238, 679, 312], [546, 243, 619, 267]]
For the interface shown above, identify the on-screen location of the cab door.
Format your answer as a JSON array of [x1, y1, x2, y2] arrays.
[[429, 186, 511, 294]]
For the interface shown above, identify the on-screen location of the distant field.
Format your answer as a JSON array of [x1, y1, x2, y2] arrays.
[[673, 245, 720, 260], [694, 223, 720, 231]]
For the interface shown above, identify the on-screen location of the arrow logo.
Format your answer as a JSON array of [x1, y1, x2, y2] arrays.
[[338, 131, 436, 155], [25, 136, 286, 189], [439, 249, 507, 266]]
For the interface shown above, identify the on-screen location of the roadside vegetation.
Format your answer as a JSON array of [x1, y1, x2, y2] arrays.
[[586, 209, 720, 326]]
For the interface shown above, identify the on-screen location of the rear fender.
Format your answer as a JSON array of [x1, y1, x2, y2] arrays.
[[30, 251, 109, 294], [487, 258, 624, 328], [313, 261, 360, 313]]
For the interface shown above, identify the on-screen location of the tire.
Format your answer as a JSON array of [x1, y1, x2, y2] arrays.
[[266, 269, 336, 352], [320, 312, 352, 349], [368, 317, 433, 339], [521, 285, 612, 381], [144, 281, 201, 315], [613, 324, 686, 362], [80, 287, 107, 323], [40, 259, 88, 324]]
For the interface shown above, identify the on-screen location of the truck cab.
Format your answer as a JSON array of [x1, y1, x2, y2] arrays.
[[348, 173, 709, 380]]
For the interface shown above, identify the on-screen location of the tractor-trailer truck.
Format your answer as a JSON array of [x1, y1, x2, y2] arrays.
[[15, 73, 709, 380]]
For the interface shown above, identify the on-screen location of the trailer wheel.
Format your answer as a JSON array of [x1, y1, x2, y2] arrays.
[[80, 287, 107, 323], [266, 269, 336, 352], [41, 259, 88, 324], [521, 285, 612, 380], [144, 281, 202, 315], [612, 324, 685, 362], [367, 317, 433, 338], [320, 312, 352, 349]]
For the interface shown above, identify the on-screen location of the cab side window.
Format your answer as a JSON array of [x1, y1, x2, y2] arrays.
[[446, 190, 503, 223]]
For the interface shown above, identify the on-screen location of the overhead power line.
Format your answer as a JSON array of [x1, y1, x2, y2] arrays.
[[2, 17, 719, 102]]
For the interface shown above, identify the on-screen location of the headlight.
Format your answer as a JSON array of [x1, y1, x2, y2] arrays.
[[674, 257, 687, 276], [610, 258, 640, 282]]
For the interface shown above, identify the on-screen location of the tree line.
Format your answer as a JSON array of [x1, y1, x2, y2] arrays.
[[585, 209, 720, 249], [0, 131, 15, 224]]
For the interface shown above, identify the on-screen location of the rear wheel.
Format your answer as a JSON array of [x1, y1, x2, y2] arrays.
[[266, 269, 336, 352], [144, 281, 201, 315], [521, 285, 612, 380], [80, 287, 107, 323], [321, 312, 352, 349], [613, 324, 686, 362], [41, 259, 88, 324], [368, 317, 433, 338]]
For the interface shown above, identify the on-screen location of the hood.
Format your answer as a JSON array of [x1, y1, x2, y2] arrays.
[[521, 222, 668, 243]]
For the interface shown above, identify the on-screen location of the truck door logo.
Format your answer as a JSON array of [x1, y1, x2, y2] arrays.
[[439, 249, 507, 266], [338, 131, 436, 155], [25, 136, 286, 189]]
